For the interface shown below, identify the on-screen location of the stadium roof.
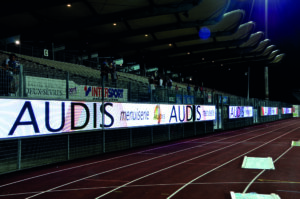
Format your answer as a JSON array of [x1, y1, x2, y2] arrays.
[[0, 0, 287, 99]]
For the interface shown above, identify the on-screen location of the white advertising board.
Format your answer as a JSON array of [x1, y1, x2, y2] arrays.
[[194, 105, 215, 121], [293, 105, 299, 117], [229, 106, 253, 119], [25, 76, 128, 101], [25, 76, 66, 99], [0, 99, 197, 139], [281, 107, 292, 114], [261, 107, 278, 116]]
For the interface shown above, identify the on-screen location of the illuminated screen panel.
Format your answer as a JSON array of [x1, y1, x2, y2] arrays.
[[293, 105, 299, 117], [261, 107, 278, 116], [229, 106, 253, 119], [0, 99, 100, 139], [282, 107, 292, 114], [0, 99, 194, 139], [105, 103, 193, 129], [194, 105, 215, 121]]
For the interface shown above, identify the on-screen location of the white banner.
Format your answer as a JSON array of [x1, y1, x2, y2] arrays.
[[25, 76, 66, 99], [261, 107, 278, 116], [282, 107, 292, 114], [229, 106, 253, 119], [68, 85, 128, 102], [106, 104, 193, 128], [194, 105, 215, 121], [25, 76, 128, 101], [293, 105, 299, 117], [0, 99, 196, 139]]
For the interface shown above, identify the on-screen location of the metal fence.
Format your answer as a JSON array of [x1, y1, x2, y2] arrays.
[[0, 52, 294, 175]]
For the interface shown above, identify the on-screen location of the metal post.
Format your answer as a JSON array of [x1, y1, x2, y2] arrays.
[[130, 129, 133, 148], [18, 64, 24, 97], [17, 139, 21, 170], [67, 135, 70, 160], [182, 88, 184, 104], [151, 127, 154, 144], [52, 43, 55, 60], [265, 66, 269, 100], [66, 72, 69, 99], [168, 125, 171, 141], [265, 0, 269, 39], [101, 77, 105, 153], [247, 66, 250, 100]]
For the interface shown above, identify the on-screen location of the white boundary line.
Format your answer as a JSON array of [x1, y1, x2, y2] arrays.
[[24, 121, 299, 199], [0, 119, 290, 189], [0, 182, 297, 198], [166, 127, 300, 199], [242, 145, 294, 193]]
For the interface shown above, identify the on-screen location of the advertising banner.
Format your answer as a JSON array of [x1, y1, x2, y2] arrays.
[[25, 76, 128, 102], [25, 76, 66, 99], [229, 106, 253, 119], [69, 85, 128, 102], [0, 99, 197, 139], [194, 105, 215, 121], [261, 107, 278, 116], [282, 107, 292, 114], [105, 103, 193, 128], [293, 105, 299, 117]]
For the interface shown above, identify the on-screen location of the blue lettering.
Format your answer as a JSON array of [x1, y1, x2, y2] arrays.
[[100, 102, 114, 127], [197, 106, 201, 121], [45, 102, 65, 132], [187, 105, 193, 121], [108, 88, 124, 98], [119, 89, 123, 98], [169, 105, 177, 123], [9, 101, 40, 135], [179, 106, 185, 122], [71, 103, 90, 130]]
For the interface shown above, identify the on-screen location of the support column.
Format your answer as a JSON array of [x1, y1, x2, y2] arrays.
[[247, 66, 250, 100], [265, 66, 269, 100]]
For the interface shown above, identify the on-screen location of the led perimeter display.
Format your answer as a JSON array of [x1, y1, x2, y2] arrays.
[[0, 99, 215, 139], [261, 107, 278, 116], [229, 106, 253, 119]]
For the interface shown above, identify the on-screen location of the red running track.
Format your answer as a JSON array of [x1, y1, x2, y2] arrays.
[[1, 118, 300, 199]]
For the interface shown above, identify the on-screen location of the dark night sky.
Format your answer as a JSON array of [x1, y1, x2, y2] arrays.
[[219, 0, 300, 103]]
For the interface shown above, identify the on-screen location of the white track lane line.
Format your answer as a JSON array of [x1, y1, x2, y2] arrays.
[[1, 182, 297, 198], [24, 122, 299, 199], [242, 145, 294, 193], [1, 120, 292, 189], [166, 127, 300, 199]]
